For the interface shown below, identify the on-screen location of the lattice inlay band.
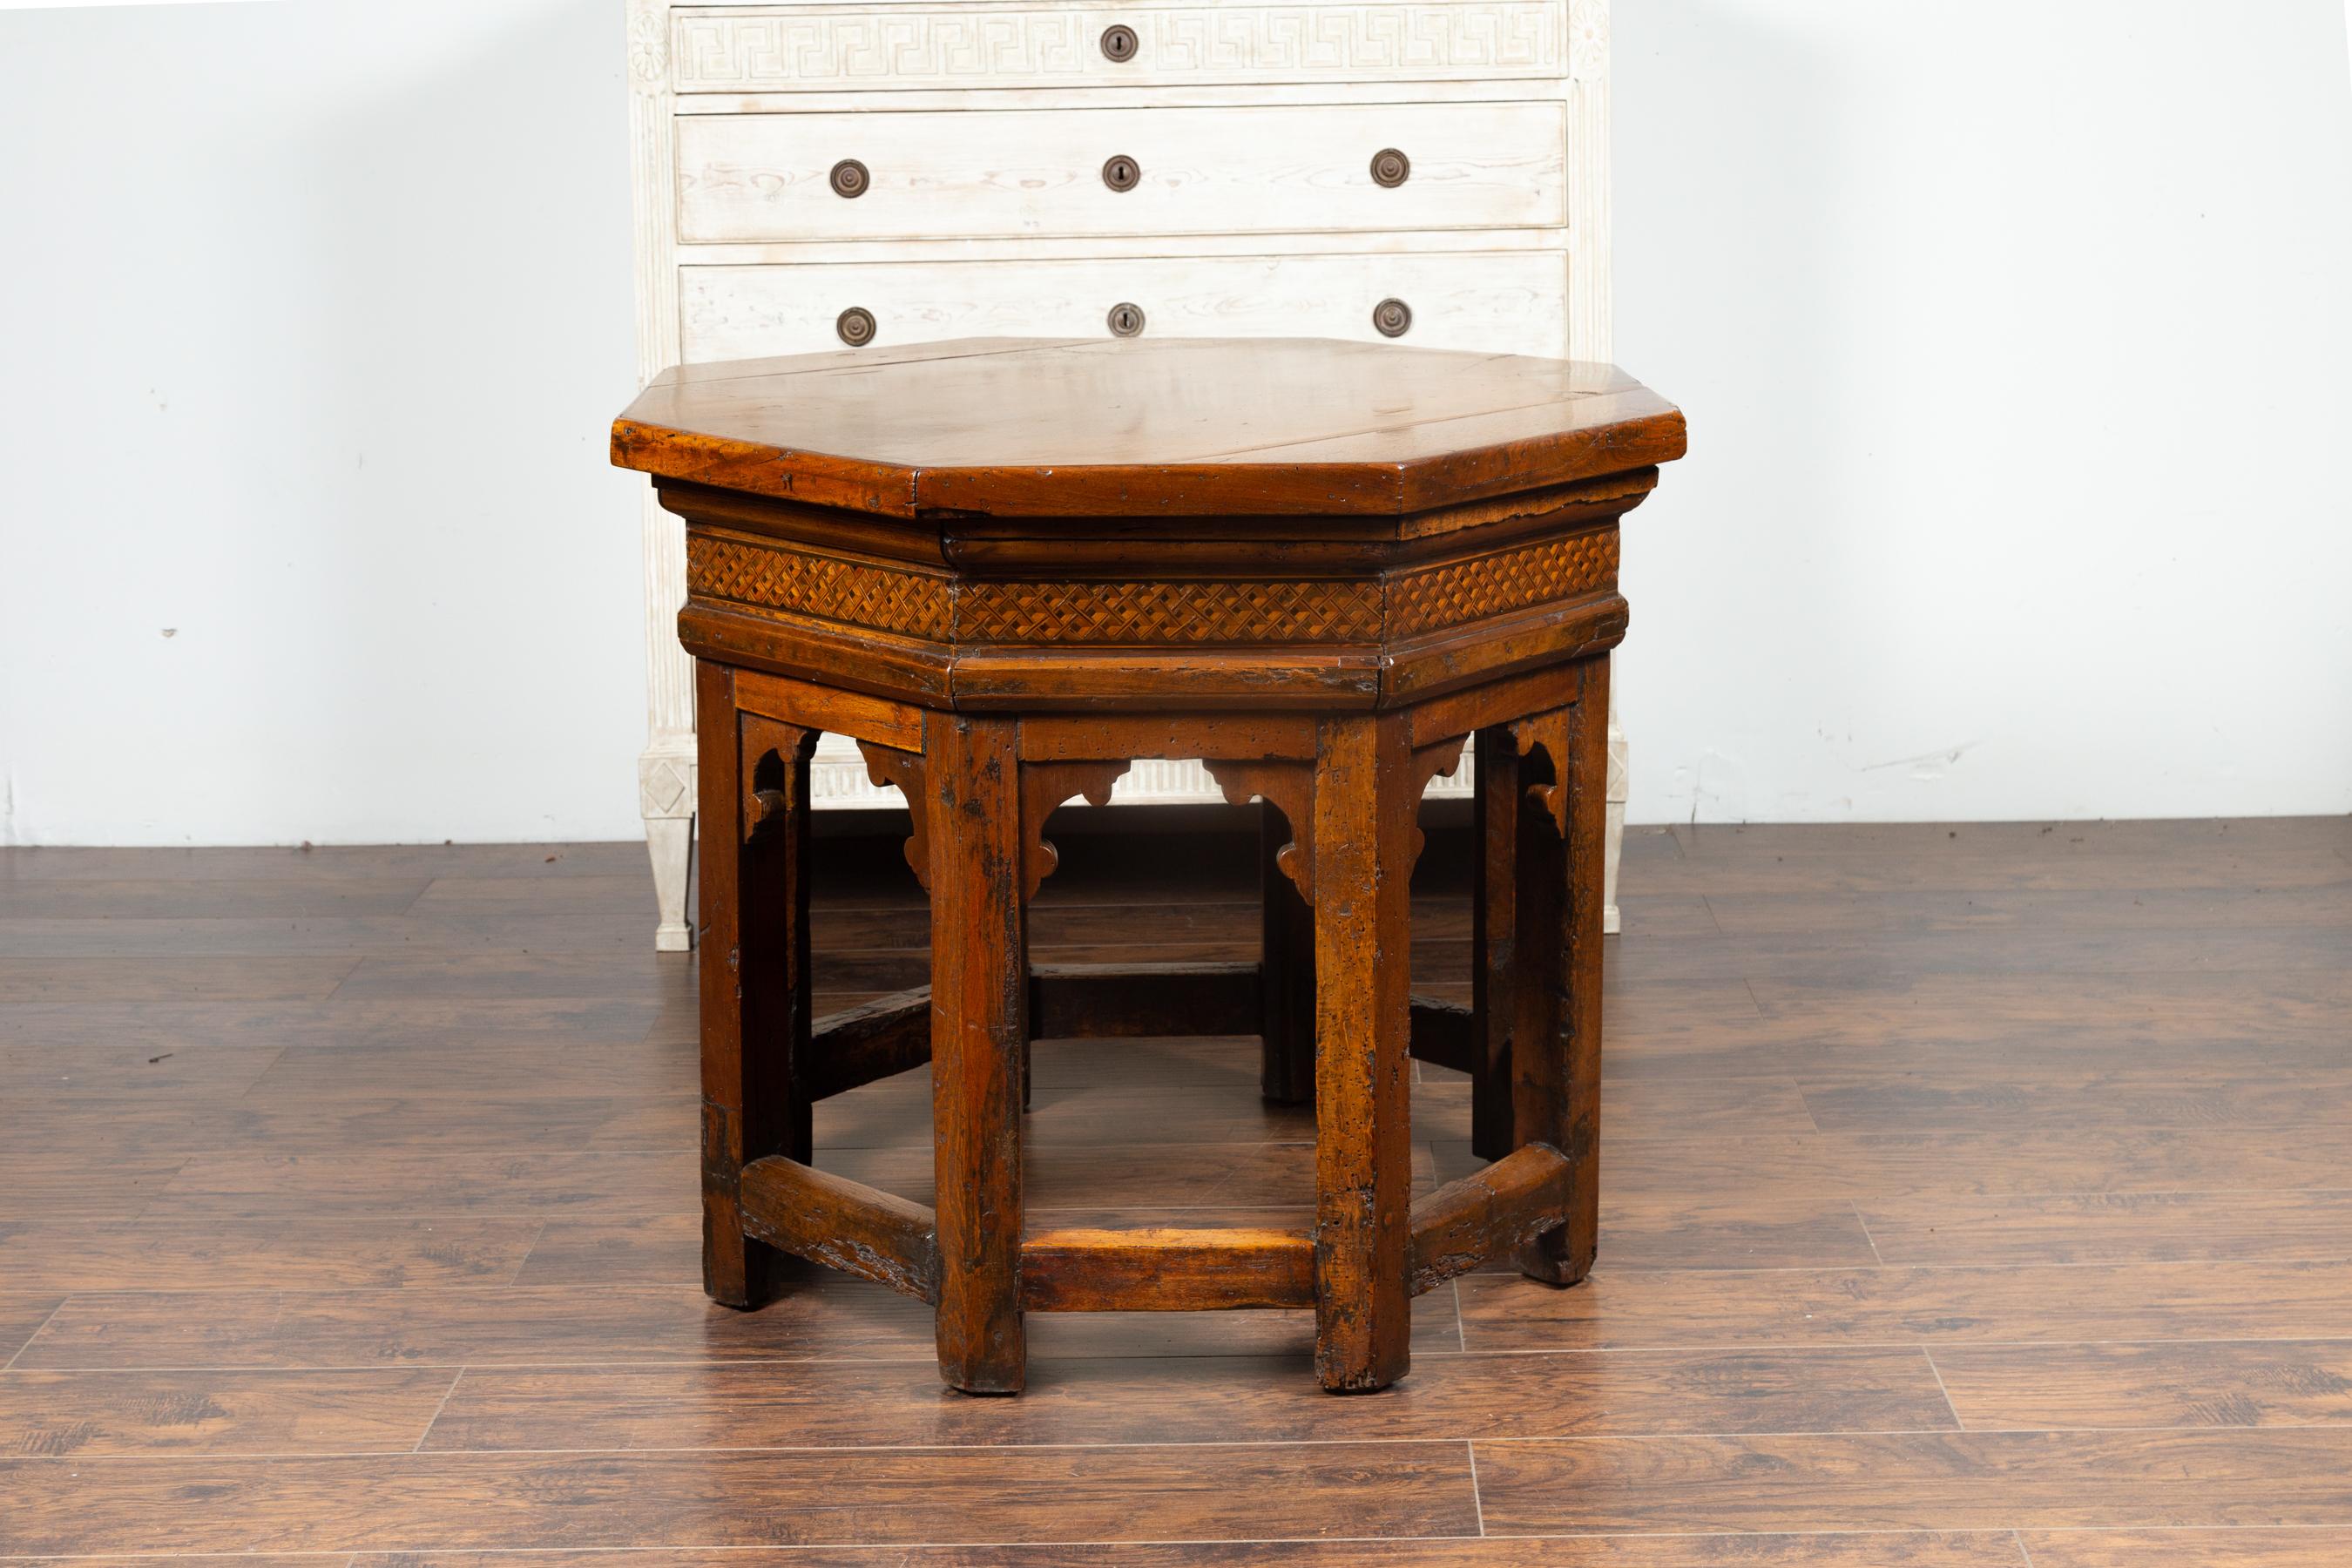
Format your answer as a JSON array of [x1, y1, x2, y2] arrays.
[[691, 528, 1614, 645], [958, 578, 1385, 645], [1388, 527, 1619, 637], [672, 3, 1562, 91], [688, 537, 950, 639]]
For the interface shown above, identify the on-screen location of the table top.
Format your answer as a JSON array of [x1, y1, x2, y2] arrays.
[[612, 338, 1685, 518]]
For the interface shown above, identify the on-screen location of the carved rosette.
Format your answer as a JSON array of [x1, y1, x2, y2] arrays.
[[627, 4, 669, 91], [1567, 0, 1608, 82]]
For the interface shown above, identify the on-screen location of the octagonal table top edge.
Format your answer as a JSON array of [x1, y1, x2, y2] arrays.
[[612, 337, 1687, 519]]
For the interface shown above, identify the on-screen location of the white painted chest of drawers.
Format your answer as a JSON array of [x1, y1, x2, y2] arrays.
[[626, 0, 1625, 948]]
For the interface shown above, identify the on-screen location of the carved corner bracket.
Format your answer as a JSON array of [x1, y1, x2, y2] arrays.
[[854, 739, 932, 892], [1019, 760, 1132, 900], [739, 718, 818, 843], [1204, 760, 1317, 904], [1406, 734, 1471, 867], [1508, 707, 1575, 838]]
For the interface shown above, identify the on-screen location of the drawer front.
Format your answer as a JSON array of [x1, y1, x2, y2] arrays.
[[679, 250, 1567, 359], [678, 102, 1565, 243], [670, 3, 1565, 93]]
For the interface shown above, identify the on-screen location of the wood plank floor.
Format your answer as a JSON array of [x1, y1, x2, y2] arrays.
[[2, 814, 2349, 1563]]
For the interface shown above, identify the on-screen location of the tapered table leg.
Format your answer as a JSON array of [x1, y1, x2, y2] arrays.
[[1309, 713, 1415, 1392], [695, 660, 815, 1309], [1512, 658, 1610, 1286], [927, 713, 1030, 1393]]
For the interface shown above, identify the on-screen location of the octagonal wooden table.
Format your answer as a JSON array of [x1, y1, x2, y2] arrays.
[[612, 337, 1686, 1395]]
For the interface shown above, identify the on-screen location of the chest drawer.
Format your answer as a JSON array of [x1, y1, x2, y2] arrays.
[[678, 102, 1563, 244], [669, 2, 1566, 93], [679, 248, 1566, 359]]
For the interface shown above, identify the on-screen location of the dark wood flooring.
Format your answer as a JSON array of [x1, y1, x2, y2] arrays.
[[2, 814, 2349, 1563]]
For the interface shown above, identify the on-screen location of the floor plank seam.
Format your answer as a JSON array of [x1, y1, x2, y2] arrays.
[[409, 1367, 468, 1453], [0, 1302, 64, 1372], [1920, 1345, 1965, 1429], [1463, 1437, 1488, 1537], [33, 1423, 2352, 1463], [1851, 1202, 1887, 1264]]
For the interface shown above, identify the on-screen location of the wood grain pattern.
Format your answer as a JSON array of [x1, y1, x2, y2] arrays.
[[1931, 1340, 2352, 1430], [4, 815, 2347, 1551], [2018, 1529, 2352, 1565], [335, 1538, 2031, 1566], [1021, 1227, 1315, 1312], [1855, 1190, 2352, 1266], [0, 1369, 457, 1456], [420, 1348, 1955, 1451], [1472, 1429, 2352, 1534], [0, 1443, 1480, 1553], [616, 338, 1684, 517], [1456, 1259, 2352, 1350], [924, 713, 1031, 1391], [1306, 711, 1416, 1390], [0, 1219, 544, 1293], [737, 1157, 940, 1302]]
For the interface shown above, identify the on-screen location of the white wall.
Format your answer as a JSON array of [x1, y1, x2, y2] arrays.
[[1, 0, 2348, 844], [0, 0, 647, 845], [1612, 0, 2352, 821]]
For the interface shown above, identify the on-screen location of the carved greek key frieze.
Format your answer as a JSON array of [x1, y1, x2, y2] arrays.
[[671, 3, 1563, 91], [1388, 528, 1619, 638]]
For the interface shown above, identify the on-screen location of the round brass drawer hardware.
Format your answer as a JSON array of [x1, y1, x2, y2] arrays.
[[835, 307, 877, 347], [1106, 301, 1146, 338], [828, 159, 869, 199], [1372, 298, 1412, 338], [1102, 153, 1141, 193], [1370, 148, 1410, 188], [1099, 23, 1139, 61]]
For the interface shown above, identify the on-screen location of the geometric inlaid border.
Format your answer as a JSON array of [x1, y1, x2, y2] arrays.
[[687, 524, 1617, 646], [1389, 527, 1619, 637], [688, 535, 950, 640], [959, 578, 1385, 645]]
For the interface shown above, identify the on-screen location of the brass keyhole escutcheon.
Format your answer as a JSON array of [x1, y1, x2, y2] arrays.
[[829, 159, 869, 199], [1370, 148, 1410, 188], [836, 307, 877, 347], [1102, 154, 1141, 193], [1106, 301, 1146, 338], [1099, 24, 1139, 61], [1372, 298, 1412, 338]]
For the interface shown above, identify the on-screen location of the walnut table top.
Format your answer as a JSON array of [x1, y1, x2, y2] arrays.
[[612, 337, 1683, 714]]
